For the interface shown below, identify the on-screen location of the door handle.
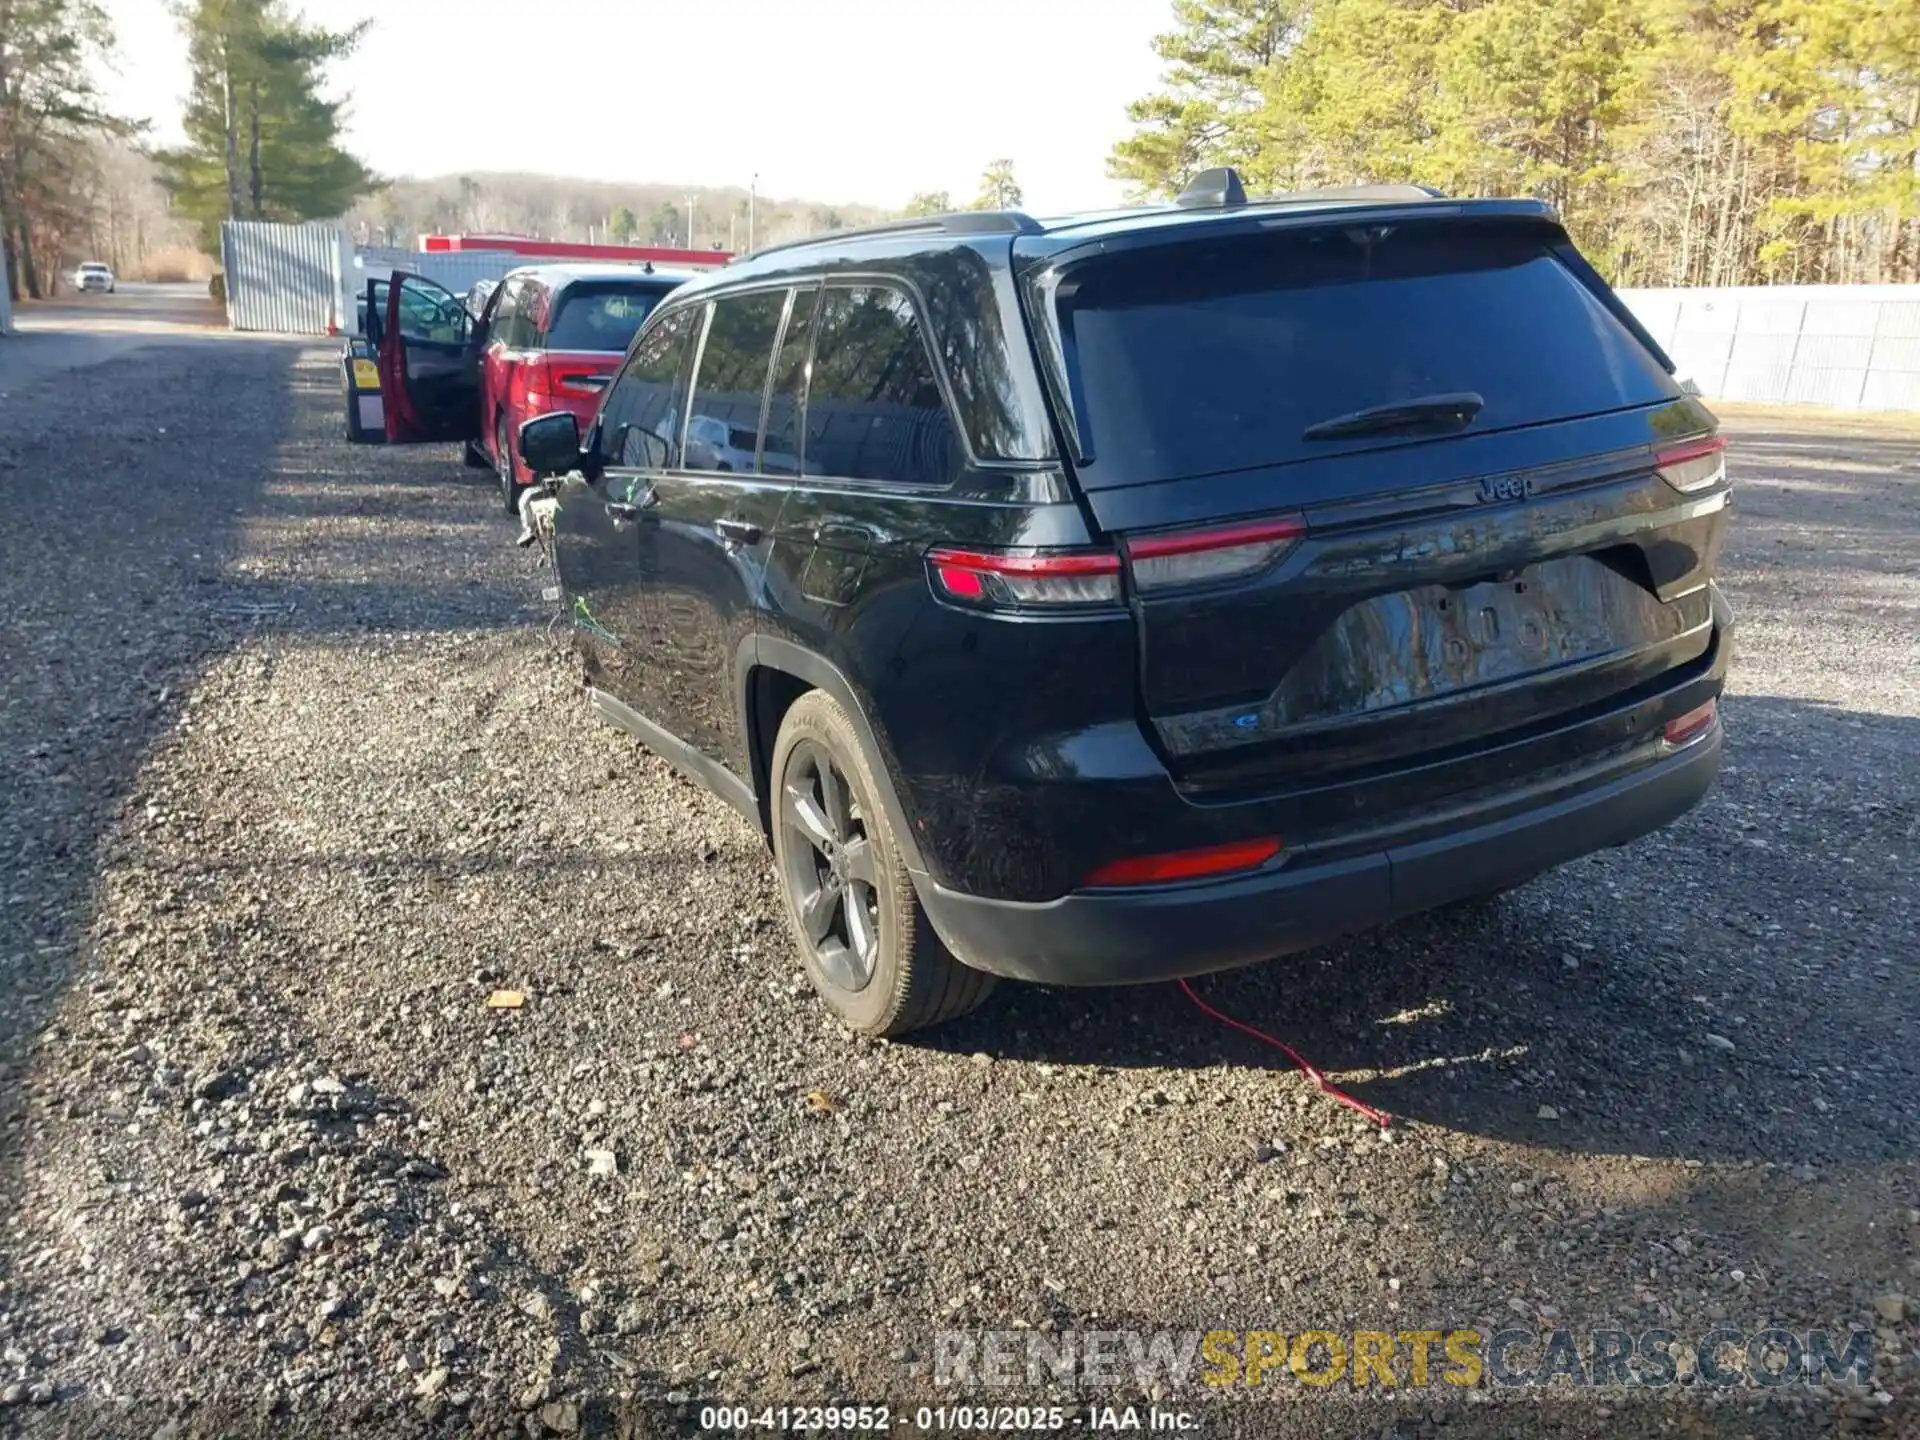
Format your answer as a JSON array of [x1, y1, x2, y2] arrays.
[[715, 518, 763, 546], [606, 489, 658, 522]]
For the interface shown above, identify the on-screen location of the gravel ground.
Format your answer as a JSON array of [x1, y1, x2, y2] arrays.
[[0, 350, 1915, 1439]]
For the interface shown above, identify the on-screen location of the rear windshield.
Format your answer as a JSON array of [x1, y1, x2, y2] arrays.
[[1052, 223, 1678, 488], [544, 281, 675, 352]]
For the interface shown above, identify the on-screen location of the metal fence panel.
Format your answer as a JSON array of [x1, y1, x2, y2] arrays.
[[1617, 284, 1920, 412], [350, 247, 522, 304], [222, 221, 346, 334], [0, 277, 12, 336]]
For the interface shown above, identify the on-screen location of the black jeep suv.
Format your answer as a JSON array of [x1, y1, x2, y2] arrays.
[[518, 168, 1731, 1037]]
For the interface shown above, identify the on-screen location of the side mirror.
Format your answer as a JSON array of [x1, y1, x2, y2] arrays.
[[519, 411, 583, 476]]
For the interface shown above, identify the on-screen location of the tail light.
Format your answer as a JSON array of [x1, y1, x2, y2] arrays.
[[526, 357, 612, 402], [1656, 434, 1726, 493], [1662, 697, 1718, 745], [1084, 836, 1282, 888], [926, 513, 1307, 610], [927, 546, 1122, 608], [1125, 516, 1307, 591]]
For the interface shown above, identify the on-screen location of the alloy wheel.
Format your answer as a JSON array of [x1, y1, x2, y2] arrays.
[[778, 740, 880, 993]]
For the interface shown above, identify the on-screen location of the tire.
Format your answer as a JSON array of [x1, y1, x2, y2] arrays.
[[462, 438, 490, 469], [496, 417, 518, 514], [770, 691, 995, 1037]]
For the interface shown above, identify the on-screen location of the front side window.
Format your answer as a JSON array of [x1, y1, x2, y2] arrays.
[[598, 306, 703, 469], [804, 285, 960, 487], [685, 289, 789, 473]]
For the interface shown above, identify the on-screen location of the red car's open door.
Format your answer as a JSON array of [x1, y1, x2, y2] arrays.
[[370, 271, 483, 444]]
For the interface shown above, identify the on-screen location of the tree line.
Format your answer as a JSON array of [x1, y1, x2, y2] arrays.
[[2, 0, 370, 299], [342, 174, 890, 254], [1, 0, 127, 297], [1112, 0, 1920, 288]]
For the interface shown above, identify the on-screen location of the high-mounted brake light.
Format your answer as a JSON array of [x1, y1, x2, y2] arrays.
[[1662, 698, 1718, 746], [927, 545, 1122, 608], [1656, 434, 1726, 493], [1084, 836, 1283, 889], [1125, 516, 1308, 591]]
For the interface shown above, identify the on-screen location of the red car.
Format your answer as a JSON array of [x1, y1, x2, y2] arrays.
[[369, 263, 694, 510]]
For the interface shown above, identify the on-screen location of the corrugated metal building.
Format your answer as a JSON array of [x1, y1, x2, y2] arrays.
[[221, 221, 350, 333], [1618, 284, 1920, 412], [351, 246, 522, 301]]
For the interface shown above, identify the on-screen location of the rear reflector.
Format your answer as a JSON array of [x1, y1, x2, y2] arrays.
[[1084, 836, 1282, 888], [1662, 698, 1718, 745], [1126, 516, 1308, 591], [1656, 434, 1726, 493], [927, 546, 1122, 608]]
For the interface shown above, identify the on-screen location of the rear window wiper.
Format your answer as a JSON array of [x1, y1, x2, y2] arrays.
[[1302, 392, 1484, 441]]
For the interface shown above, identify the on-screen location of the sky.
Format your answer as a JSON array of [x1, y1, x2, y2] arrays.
[[95, 0, 1177, 214]]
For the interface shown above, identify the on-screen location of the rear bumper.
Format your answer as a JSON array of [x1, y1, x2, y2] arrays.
[[917, 723, 1722, 985]]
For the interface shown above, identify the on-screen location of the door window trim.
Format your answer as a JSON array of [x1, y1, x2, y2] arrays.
[[757, 282, 821, 477]]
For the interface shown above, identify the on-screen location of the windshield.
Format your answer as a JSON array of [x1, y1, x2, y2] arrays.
[[545, 281, 675, 352], [1052, 222, 1679, 488]]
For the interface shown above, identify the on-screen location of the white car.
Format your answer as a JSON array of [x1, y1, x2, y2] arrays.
[[74, 262, 116, 294], [687, 414, 800, 474]]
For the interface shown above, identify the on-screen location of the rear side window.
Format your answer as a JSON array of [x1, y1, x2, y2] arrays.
[[545, 282, 671, 352], [491, 282, 523, 346], [1054, 224, 1680, 488], [804, 285, 961, 488], [685, 290, 788, 473], [598, 306, 702, 469]]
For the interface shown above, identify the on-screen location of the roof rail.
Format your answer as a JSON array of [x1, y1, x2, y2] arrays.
[[1269, 182, 1447, 203], [1175, 166, 1447, 211], [740, 210, 1042, 263]]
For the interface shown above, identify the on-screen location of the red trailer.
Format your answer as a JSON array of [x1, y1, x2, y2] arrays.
[[419, 234, 732, 267]]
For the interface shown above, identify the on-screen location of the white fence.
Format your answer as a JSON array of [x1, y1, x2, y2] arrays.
[[221, 220, 352, 333], [221, 223, 524, 335], [1618, 284, 1920, 412], [351, 246, 522, 300]]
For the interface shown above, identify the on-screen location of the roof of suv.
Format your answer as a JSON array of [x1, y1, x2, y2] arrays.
[[505, 262, 699, 291], [689, 171, 1561, 296]]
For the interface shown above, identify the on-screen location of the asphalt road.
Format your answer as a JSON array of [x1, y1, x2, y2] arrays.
[[0, 338, 1914, 1440], [0, 282, 227, 396]]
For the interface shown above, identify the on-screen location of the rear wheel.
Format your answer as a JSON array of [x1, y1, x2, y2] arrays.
[[770, 691, 994, 1037], [495, 416, 518, 514]]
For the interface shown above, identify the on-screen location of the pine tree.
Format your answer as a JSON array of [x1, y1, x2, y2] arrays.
[[1109, 0, 1301, 197], [1112, 0, 1920, 285], [972, 160, 1023, 210], [158, 0, 376, 249]]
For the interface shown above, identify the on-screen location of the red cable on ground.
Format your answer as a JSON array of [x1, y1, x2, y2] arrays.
[[1177, 978, 1393, 1129]]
